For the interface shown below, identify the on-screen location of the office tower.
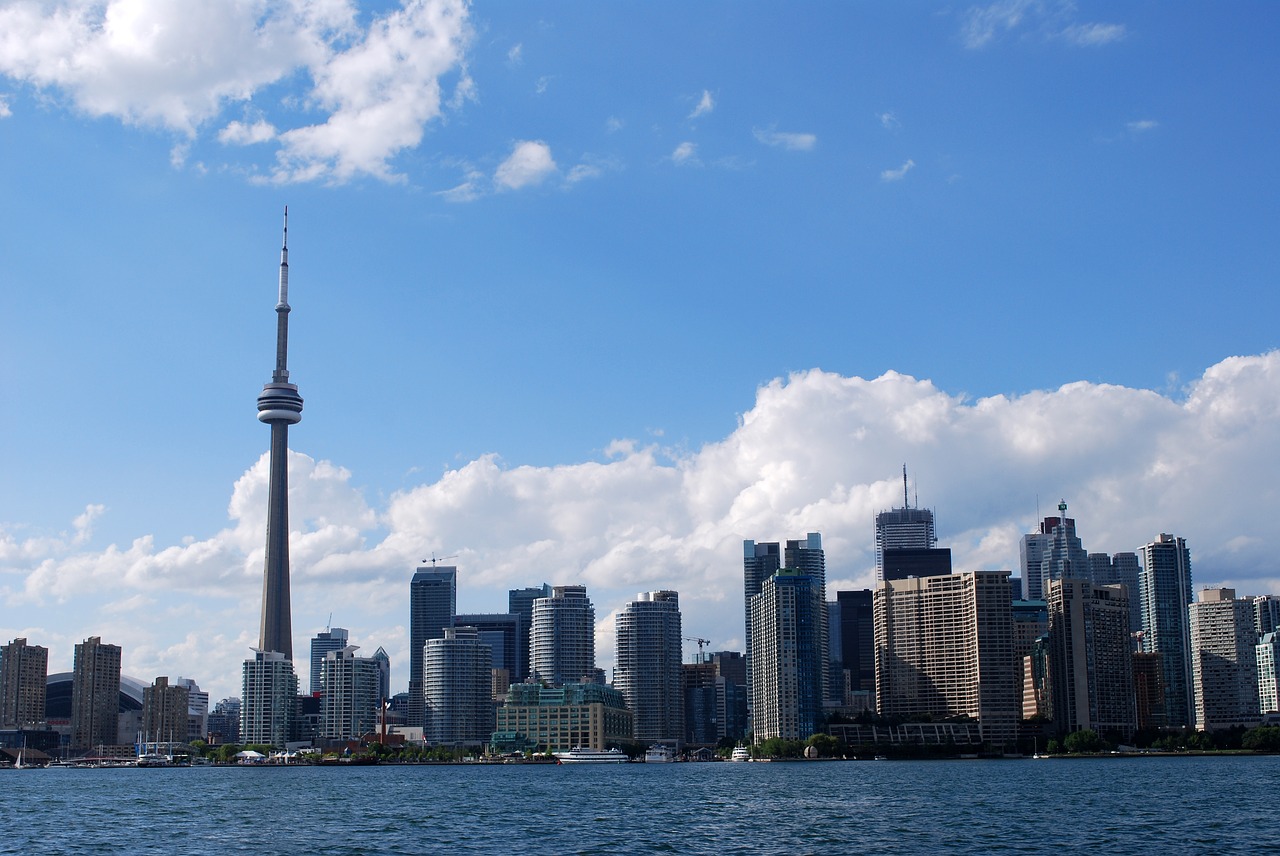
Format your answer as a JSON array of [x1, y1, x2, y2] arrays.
[[681, 650, 749, 745], [70, 636, 122, 751], [1188, 588, 1260, 731], [508, 584, 551, 682], [1088, 553, 1142, 634], [786, 534, 828, 698], [423, 627, 494, 745], [835, 590, 875, 694], [750, 568, 825, 741], [309, 627, 349, 696], [529, 585, 595, 686], [1046, 579, 1136, 741], [319, 646, 382, 741], [454, 613, 521, 684], [372, 647, 391, 703], [141, 677, 190, 744], [1138, 533, 1194, 728], [0, 637, 48, 729], [682, 658, 719, 745], [1253, 595, 1280, 637], [1019, 529, 1050, 600], [881, 548, 953, 581], [1258, 632, 1280, 716], [207, 697, 242, 744], [1022, 635, 1052, 719], [874, 571, 1019, 749], [874, 467, 937, 582], [743, 540, 781, 690], [241, 649, 298, 747], [408, 565, 457, 727], [1023, 500, 1089, 602], [255, 209, 303, 661], [615, 591, 684, 745]]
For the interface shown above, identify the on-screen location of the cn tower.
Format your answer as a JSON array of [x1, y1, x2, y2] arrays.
[[255, 207, 303, 659]]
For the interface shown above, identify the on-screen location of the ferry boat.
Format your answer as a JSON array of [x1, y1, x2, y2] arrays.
[[729, 746, 752, 762], [553, 747, 629, 764], [644, 744, 675, 763]]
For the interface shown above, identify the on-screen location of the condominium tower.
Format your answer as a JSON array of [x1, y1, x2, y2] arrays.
[[750, 569, 825, 741], [423, 626, 494, 745], [1188, 588, 1260, 731], [409, 565, 457, 727], [309, 627, 349, 696], [0, 637, 48, 729], [529, 585, 595, 686], [614, 591, 684, 745], [1046, 578, 1136, 741], [70, 636, 122, 750], [1138, 534, 1194, 728]]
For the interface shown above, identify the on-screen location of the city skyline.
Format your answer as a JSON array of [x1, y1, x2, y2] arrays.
[[2, 3, 1280, 704]]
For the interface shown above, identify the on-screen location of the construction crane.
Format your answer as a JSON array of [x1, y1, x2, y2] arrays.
[[421, 552, 458, 568], [684, 636, 711, 659]]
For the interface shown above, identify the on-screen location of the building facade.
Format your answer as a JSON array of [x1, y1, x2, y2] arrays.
[[1046, 579, 1136, 741], [141, 677, 190, 745], [309, 627, 349, 697], [0, 637, 48, 729], [1188, 588, 1260, 731], [529, 585, 595, 687], [423, 627, 494, 745], [874, 571, 1019, 749], [614, 591, 684, 746], [874, 470, 936, 582], [492, 682, 632, 753], [1258, 631, 1280, 716], [508, 584, 551, 682], [409, 565, 457, 728], [750, 568, 825, 742], [1138, 534, 1194, 728], [241, 649, 298, 747], [319, 646, 382, 742], [70, 636, 122, 751]]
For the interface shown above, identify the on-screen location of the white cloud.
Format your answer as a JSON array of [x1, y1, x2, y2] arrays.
[[0, 96, 10, 119], [1062, 22, 1126, 46], [494, 139, 556, 190], [437, 167, 485, 202], [11, 353, 1280, 698], [507, 42, 523, 66], [605, 116, 623, 133], [671, 141, 698, 166], [535, 75, 551, 95], [879, 111, 901, 131], [689, 89, 714, 119], [881, 158, 915, 181], [961, 1, 1125, 50], [961, 0, 1035, 49], [0, 1, 472, 184], [218, 119, 278, 146], [1127, 119, 1159, 134], [753, 127, 816, 151], [565, 163, 602, 184]]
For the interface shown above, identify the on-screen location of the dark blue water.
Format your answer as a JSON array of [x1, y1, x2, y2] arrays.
[[4, 756, 1274, 854]]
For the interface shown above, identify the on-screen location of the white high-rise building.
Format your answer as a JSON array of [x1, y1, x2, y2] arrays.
[[1189, 588, 1260, 731], [750, 569, 825, 742], [423, 626, 494, 745], [530, 585, 596, 687], [320, 646, 381, 741], [241, 649, 298, 747], [1257, 631, 1280, 716], [615, 591, 684, 746]]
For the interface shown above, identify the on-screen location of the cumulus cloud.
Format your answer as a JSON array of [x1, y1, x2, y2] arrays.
[[0, 0, 472, 184], [0, 96, 10, 119], [494, 139, 556, 190], [218, 119, 277, 146], [689, 89, 714, 119], [961, 1, 1125, 50], [881, 158, 915, 181], [8, 353, 1280, 699], [671, 141, 698, 166], [753, 127, 816, 151]]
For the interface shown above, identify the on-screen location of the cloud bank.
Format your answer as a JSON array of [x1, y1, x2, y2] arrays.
[[6, 353, 1280, 699], [0, 0, 473, 183]]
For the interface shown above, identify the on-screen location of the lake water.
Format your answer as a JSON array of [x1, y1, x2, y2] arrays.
[[4, 756, 1275, 854]]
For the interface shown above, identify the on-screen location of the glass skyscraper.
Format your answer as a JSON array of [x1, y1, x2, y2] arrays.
[[1138, 533, 1194, 728]]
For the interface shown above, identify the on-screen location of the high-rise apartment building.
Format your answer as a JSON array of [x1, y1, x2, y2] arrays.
[[874, 571, 1019, 749], [423, 626, 494, 745], [319, 646, 382, 741], [309, 627, 349, 696], [0, 637, 48, 729], [70, 636, 122, 751], [743, 540, 781, 690], [173, 677, 208, 743], [1253, 595, 1280, 638], [508, 584, 551, 682], [1138, 533, 1194, 728], [409, 565, 457, 727], [1046, 579, 1136, 741], [141, 676, 190, 744], [1189, 588, 1260, 731], [241, 649, 298, 747], [615, 591, 684, 746], [744, 534, 827, 702], [1090, 552, 1143, 634], [529, 585, 596, 687], [750, 569, 825, 741], [1258, 632, 1280, 716]]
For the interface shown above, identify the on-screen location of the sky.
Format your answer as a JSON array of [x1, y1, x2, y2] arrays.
[[2, 1, 1279, 704]]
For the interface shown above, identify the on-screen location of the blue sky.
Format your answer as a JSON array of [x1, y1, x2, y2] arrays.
[[2, 1, 1278, 702]]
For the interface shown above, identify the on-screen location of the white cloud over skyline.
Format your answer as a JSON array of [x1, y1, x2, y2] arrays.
[[494, 139, 556, 190], [6, 352, 1280, 701]]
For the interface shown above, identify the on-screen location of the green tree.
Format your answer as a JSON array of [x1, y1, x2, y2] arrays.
[[1063, 729, 1106, 753], [1242, 726, 1280, 752], [805, 733, 842, 758]]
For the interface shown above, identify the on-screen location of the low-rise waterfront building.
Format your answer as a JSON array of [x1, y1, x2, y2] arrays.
[[491, 682, 632, 753]]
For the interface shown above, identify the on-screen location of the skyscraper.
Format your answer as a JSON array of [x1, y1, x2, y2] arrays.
[[1258, 632, 1280, 716], [874, 571, 1019, 749], [875, 467, 936, 581], [372, 646, 392, 704], [319, 646, 382, 741], [508, 584, 551, 682], [70, 636, 122, 750], [0, 637, 48, 729], [614, 590, 684, 746], [141, 676, 190, 745], [255, 208, 303, 661], [409, 565, 457, 727], [750, 569, 825, 741], [1138, 533, 1194, 728], [529, 585, 595, 686], [309, 627, 349, 696], [835, 590, 875, 695], [1188, 588, 1260, 731], [1046, 579, 1136, 741], [423, 626, 494, 745], [1021, 500, 1089, 601], [241, 649, 298, 747], [743, 540, 780, 690]]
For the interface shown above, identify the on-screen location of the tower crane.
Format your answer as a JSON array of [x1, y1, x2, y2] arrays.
[[421, 552, 458, 568], [684, 636, 711, 659]]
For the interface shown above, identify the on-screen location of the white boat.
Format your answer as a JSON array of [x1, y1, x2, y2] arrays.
[[644, 744, 675, 763], [729, 746, 752, 762], [554, 747, 629, 764]]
